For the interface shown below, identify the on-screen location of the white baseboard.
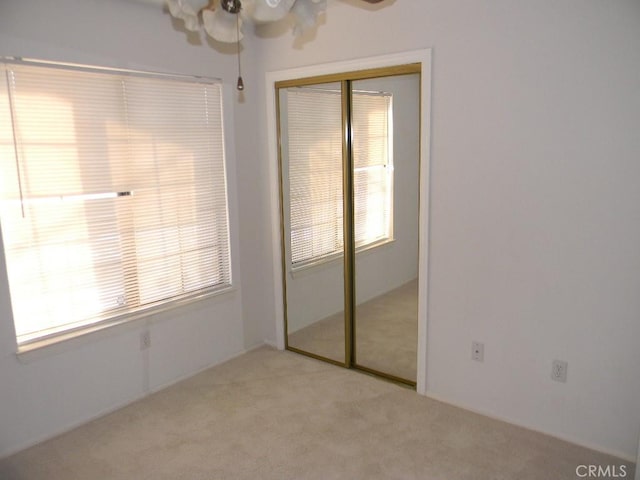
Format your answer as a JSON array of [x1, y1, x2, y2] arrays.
[[424, 391, 636, 464], [1, 343, 269, 460], [635, 431, 639, 480], [263, 339, 279, 349]]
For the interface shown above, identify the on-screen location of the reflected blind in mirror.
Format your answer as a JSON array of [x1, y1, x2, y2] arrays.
[[286, 87, 392, 268], [352, 91, 393, 248], [286, 87, 343, 267]]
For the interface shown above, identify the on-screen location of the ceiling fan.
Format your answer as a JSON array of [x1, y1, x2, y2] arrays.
[[167, 0, 384, 90], [167, 0, 385, 44]]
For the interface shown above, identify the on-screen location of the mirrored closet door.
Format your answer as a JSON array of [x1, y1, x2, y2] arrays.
[[277, 66, 421, 384], [278, 81, 346, 365]]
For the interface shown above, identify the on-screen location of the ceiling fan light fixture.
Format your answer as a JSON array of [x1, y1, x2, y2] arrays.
[[167, 0, 210, 31], [166, 0, 385, 92], [167, 0, 384, 43], [183, 13, 200, 31], [167, 0, 184, 18], [251, 0, 295, 23], [221, 0, 242, 14], [202, 7, 243, 43], [291, 0, 326, 36]]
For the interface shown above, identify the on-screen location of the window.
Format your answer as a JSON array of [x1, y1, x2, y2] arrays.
[[0, 60, 232, 346], [285, 87, 393, 268]]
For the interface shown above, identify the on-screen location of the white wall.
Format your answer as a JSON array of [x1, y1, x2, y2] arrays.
[[256, 0, 640, 460], [1, 0, 638, 465], [0, 0, 254, 458]]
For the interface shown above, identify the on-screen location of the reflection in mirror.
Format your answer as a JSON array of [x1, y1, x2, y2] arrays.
[[352, 74, 420, 382], [279, 82, 346, 364]]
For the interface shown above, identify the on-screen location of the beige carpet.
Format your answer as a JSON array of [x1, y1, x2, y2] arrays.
[[288, 279, 418, 382], [0, 347, 633, 480]]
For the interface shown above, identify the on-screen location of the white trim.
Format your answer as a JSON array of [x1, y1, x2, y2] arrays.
[[635, 435, 640, 480], [425, 391, 637, 463], [416, 50, 433, 396], [265, 49, 433, 392], [266, 77, 286, 351]]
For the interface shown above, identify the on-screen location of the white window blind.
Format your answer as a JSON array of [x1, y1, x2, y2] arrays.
[[285, 87, 392, 268], [0, 60, 232, 346], [352, 91, 393, 248], [286, 88, 344, 266]]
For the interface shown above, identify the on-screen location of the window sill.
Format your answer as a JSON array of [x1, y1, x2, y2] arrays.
[[15, 285, 236, 363], [289, 237, 395, 278]]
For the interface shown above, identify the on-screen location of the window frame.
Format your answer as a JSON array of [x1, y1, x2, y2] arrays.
[[0, 58, 234, 351]]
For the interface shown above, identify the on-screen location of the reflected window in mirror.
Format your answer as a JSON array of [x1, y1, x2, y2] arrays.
[[286, 87, 393, 271]]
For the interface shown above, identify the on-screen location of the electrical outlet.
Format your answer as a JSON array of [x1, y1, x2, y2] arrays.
[[551, 360, 567, 382], [140, 330, 151, 350], [472, 341, 484, 362]]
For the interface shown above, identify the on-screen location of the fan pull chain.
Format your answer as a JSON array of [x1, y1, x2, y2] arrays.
[[236, 10, 244, 91]]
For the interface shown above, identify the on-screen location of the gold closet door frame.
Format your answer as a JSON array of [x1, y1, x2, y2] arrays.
[[276, 63, 421, 385]]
